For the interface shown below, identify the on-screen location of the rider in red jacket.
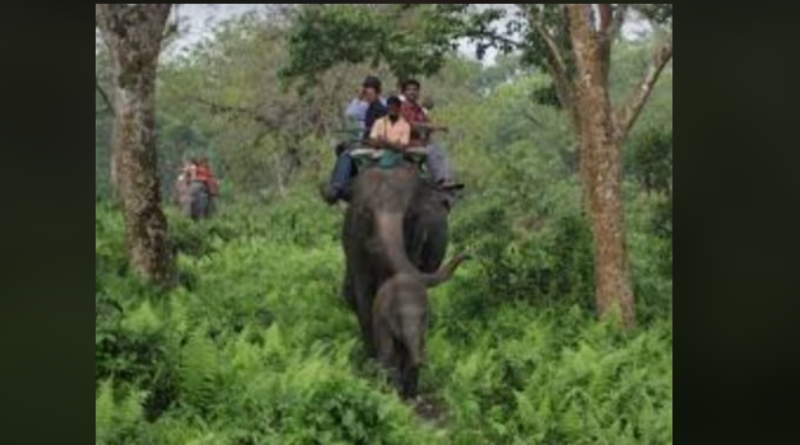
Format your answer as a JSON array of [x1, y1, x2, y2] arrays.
[[194, 157, 218, 196]]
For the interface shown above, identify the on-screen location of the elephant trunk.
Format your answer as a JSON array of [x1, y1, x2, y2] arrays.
[[375, 212, 469, 288], [405, 328, 425, 368], [396, 303, 426, 368], [419, 253, 471, 288]]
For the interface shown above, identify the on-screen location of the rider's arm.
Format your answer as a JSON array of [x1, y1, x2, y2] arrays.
[[368, 118, 384, 148], [401, 102, 447, 134], [345, 98, 366, 121], [411, 122, 448, 133]]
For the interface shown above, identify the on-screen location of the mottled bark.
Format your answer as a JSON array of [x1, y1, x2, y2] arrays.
[[567, 4, 635, 327], [96, 4, 173, 285]]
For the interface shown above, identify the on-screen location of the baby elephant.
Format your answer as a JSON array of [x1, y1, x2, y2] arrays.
[[372, 254, 470, 399]]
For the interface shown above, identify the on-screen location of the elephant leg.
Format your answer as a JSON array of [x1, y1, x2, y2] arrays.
[[399, 355, 420, 399], [353, 274, 377, 358], [376, 324, 400, 386], [341, 211, 364, 312], [399, 315, 425, 399], [341, 264, 356, 311], [375, 324, 394, 366]]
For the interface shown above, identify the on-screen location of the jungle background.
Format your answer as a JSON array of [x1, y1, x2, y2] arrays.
[[96, 4, 672, 444]]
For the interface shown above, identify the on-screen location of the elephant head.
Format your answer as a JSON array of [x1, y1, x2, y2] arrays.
[[372, 253, 470, 399]]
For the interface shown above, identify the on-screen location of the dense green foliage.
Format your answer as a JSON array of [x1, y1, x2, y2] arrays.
[[96, 8, 671, 443], [97, 183, 671, 443], [279, 4, 507, 88]]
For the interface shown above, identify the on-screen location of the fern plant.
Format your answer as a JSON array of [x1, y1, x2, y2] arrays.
[[96, 380, 146, 445]]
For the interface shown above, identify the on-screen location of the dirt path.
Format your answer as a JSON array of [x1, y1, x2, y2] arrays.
[[412, 393, 449, 429]]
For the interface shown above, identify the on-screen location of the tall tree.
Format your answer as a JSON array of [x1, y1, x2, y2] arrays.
[[517, 5, 672, 326], [282, 4, 672, 326], [96, 4, 174, 284]]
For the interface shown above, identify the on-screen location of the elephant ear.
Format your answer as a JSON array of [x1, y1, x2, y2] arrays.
[[437, 188, 462, 212]]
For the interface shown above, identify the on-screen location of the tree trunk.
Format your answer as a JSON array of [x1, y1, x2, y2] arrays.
[[109, 143, 121, 198], [577, 115, 635, 327], [567, 4, 635, 327], [97, 5, 174, 285], [525, 5, 670, 327]]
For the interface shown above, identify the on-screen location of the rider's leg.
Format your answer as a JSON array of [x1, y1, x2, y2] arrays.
[[322, 149, 355, 204], [334, 141, 348, 157], [426, 142, 461, 185], [425, 142, 464, 211], [188, 181, 209, 220]]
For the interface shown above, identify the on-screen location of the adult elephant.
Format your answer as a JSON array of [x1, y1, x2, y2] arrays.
[[341, 160, 454, 358]]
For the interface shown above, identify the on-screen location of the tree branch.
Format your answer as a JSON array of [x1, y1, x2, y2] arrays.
[[524, 7, 579, 127], [96, 4, 172, 49], [616, 33, 673, 142], [474, 32, 522, 53], [95, 76, 114, 115], [597, 4, 625, 87], [608, 4, 630, 42], [526, 8, 569, 87], [191, 97, 284, 131], [544, 58, 576, 119], [161, 4, 180, 48], [598, 4, 613, 37], [521, 107, 542, 127], [95, 4, 116, 33]]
